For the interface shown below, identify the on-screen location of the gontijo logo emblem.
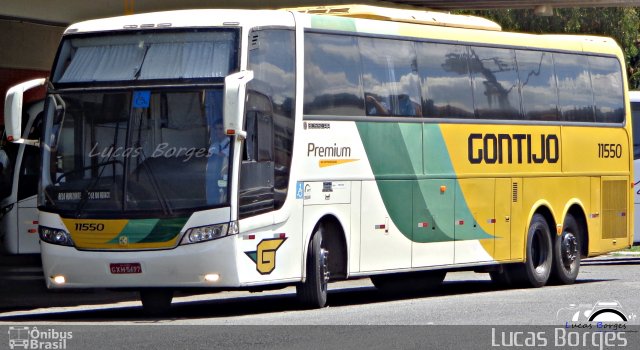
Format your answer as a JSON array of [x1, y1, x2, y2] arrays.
[[245, 238, 287, 274]]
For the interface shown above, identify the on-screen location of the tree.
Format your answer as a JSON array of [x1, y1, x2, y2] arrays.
[[456, 8, 640, 89]]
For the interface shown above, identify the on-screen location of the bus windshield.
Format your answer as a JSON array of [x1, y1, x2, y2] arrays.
[[42, 88, 231, 216], [51, 30, 237, 85]]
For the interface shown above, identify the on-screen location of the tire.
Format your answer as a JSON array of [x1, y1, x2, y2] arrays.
[[140, 289, 173, 316], [296, 226, 329, 308], [512, 214, 553, 288], [371, 271, 446, 294], [550, 214, 581, 284]]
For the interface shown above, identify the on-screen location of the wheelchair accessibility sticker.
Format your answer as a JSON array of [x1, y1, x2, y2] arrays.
[[133, 90, 151, 109]]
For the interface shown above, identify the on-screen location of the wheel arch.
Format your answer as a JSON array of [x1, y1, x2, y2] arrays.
[[524, 200, 557, 259], [303, 214, 349, 281], [563, 201, 589, 258]]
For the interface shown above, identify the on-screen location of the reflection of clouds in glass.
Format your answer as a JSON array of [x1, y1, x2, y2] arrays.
[[593, 72, 623, 113], [592, 72, 622, 90], [557, 71, 591, 90], [304, 63, 360, 100], [424, 76, 472, 110], [317, 43, 360, 62], [256, 62, 294, 105], [358, 39, 415, 66], [522, 84, 557, 110], [363, 72, 420, 100]]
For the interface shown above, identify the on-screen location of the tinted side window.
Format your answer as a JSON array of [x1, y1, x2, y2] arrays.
[[416, 42, 474, 118], [304, 33, 364, 116], [241, 29, 296, 218], [516, 50, 558, 121], [469, 47, 521, 119], [589, 56, 624, 123], [359, 37, 422, 117], [555, 53, 594, 122]]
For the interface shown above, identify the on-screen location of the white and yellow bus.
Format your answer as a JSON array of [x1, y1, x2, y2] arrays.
[[4, 5, 633, 313]]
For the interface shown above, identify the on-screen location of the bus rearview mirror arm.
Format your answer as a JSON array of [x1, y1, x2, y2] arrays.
[[223, 71, 254, 140], [4, 78, 46, 146]]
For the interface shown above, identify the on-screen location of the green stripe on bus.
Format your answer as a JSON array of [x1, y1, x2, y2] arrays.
[[310, 16, 357, 32], [356, 122, 492, 243], [106, 218, 188, 244]]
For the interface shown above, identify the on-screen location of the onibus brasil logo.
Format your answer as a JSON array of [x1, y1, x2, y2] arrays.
[[8, 326, 72, 349]]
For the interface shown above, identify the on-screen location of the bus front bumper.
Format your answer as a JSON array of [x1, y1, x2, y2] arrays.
[[41, 236, 241, 289]]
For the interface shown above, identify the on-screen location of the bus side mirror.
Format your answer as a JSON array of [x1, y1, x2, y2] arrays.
[[223, 71, 254, 140], [4, 78, 46, 145]]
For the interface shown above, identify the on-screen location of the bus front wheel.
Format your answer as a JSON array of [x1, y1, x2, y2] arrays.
[[140, 289, 173, 316], [550, 214, 581, 284], [296, 226, 329, 308]]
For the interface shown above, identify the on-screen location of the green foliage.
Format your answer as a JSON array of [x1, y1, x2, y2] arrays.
[[456, 8, 640, 89]]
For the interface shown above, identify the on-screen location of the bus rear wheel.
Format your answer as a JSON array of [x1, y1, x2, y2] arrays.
[[296, 226, 329, 308], [140, 289, 173, 316], [550, 214, 581, 284], [513, 213, 553, 288]]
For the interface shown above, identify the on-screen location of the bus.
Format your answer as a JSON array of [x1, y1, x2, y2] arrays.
[[1, 96, 43, 254], [4, 5, 633, 314], [631, 91, 640, 244]]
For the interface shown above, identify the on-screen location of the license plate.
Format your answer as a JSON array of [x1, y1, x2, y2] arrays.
[[110, 263, 142, 274]]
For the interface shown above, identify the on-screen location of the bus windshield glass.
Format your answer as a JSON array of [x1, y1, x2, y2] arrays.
[[42, 88, 232, 216], [51, 30, 237, 85]]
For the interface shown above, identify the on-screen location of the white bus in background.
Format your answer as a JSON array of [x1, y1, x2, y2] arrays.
[[0, 96, 43, 254], [632, 91, 640, 244]]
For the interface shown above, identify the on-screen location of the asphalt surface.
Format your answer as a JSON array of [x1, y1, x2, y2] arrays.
[[1, 254, 639, 350], [0, 250, 640, 317], [0, 254, 138, 312]]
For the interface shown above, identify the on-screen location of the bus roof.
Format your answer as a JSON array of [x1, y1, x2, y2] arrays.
[[63, 9, 295, 34], [284, 4, 502, 31], [62, 7, 623, 58]]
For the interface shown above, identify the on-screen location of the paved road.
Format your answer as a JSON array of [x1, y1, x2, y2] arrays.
[[1, 256, 639, 350], [1, 255, 639, 325]]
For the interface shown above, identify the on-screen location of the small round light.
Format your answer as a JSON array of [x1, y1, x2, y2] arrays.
[[52, 275, 66, 285]]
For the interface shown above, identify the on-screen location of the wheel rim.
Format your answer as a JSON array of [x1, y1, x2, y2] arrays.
[[561, 232, 579, 269], [532, 228, 549, 274], [319, 248, 329, 292]]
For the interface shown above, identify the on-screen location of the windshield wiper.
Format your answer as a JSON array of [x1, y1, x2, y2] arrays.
[[125, 108, 173, 216]]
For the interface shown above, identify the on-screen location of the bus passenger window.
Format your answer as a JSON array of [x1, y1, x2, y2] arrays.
[[469, 46, 521, 120], [304, 33, 364, 116], [416, 42, 474, 119], [589, 56, 624, 123], [516, 50, 558, 121], [554, 53, 595, 122], [359, 37, 421, 117]]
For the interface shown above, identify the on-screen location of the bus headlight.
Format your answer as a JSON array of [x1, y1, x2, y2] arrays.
[[181, 223, 230, 245], [39, 226, 74, 247]]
